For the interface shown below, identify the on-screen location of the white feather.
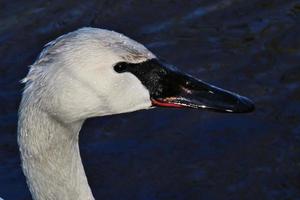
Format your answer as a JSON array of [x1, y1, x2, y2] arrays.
[[18, 27, 156, 200]]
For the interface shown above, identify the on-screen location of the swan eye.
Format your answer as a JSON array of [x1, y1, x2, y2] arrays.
[[114, 63, 127, 73]]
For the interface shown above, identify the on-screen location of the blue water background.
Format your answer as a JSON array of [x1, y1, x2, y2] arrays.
[[0, 0, 300, 199]]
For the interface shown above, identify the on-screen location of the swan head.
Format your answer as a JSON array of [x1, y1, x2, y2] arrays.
[[22, 27, 254, 123]]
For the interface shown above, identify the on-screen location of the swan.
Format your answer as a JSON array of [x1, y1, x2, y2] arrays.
[[18, 27, 254, 200]]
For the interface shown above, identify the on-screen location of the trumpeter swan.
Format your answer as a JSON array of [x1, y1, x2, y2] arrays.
[[18, 27, 254, 200]]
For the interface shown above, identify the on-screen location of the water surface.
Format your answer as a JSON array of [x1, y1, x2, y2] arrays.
[[0, 0, 300, 199]]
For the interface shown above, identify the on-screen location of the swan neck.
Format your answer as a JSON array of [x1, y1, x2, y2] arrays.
[[18, 103, 94, 200]]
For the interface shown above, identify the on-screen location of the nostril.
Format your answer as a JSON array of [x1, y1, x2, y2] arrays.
[[237, 96, 255, 113]]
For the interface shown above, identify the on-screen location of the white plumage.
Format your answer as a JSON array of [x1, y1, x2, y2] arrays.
[[18, 27, 156, 200], [18, 27, 254, 200]]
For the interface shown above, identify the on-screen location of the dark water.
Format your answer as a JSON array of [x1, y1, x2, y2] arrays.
[[1, 0, 300, 199]]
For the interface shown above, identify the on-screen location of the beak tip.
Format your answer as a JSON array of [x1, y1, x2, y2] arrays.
[[237, 96, 255, 113]]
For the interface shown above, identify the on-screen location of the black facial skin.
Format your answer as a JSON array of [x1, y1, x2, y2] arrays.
[[114, 59, 254, 113], [115, 59, 178, 98]]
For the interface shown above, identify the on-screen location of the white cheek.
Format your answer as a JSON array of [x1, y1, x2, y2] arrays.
[[106, 72, 152, 113], [53, 58, 153, 121], [63, 67, 151, 119], [53, 77, 107, 122]]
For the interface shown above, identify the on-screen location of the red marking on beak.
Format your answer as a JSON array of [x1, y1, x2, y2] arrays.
[[151, 98, 183, 108]]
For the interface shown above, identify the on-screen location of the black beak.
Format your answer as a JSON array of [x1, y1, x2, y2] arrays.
[[150, 71, 255, 113], [114, 59, 255, 113]]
